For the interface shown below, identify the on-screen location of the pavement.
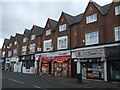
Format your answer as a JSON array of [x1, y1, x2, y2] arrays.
[[2, 70, 120, 89], [34, 74, 120, 89]]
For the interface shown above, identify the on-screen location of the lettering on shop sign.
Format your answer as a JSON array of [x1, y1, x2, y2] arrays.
[[76, 48, 105, 58]]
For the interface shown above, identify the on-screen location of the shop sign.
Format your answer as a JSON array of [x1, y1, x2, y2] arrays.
[[45, 51, 70, 60], [76, 48, 105, 58]]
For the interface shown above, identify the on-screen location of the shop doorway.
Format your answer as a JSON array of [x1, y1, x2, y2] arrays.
[[82, 67, 87, 79]]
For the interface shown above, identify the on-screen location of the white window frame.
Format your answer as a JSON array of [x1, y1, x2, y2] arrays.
[[8, 51, 12, 57], [44, 39, 52, 51], [13, 49, 17, 56], [29, 44, 35, 54], [31, 34, 35, 40], [85, 31, 99, 45], [14, 41, 17, 45], [23, 37, 27, 42], [114, 26, 120, 41], [3, 45, 6, 49], [86, 13, 97, 24], [22, 46, 27, 55], [2, 51, 5, 57], [57, 36, 68, 50], [46, 29, 51, 36], [59, 24, 66, 32], [115, 5, 120, 15], [10, 43, 12, 47]]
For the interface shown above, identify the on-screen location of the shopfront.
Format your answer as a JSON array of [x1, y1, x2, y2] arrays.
[[75, 48, 106, 80], [19, 55, 36, 74], [105, 46, 120, 81], [39, 50, 71, 78]]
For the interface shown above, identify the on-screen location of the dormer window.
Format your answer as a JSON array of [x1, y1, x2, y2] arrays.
[[14, 41, 17, 45], [86, 13, 97, 24], [115, 5, 120, 15], [23, 37, 27, 42], [59, 24, 66, 32], [31, 34, 35, 40], [46, 29, 51, 36]]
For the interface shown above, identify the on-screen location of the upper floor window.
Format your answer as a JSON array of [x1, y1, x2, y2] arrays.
[[57, 36, 68, 50], [29, 44, 35, 54], [59, 24, 66, 32], [44, 39, 52, 51], [22, 46, 27, 55], [86, 14, 97, 24], [3, 45, 6, 49], [46, 29, 51, 36], [31, 34, 35, 40], [2, 51, 5, 57], [8, 51, 12, 57], [85, 31, 99, 45], [23, 37, 27, 42], [10, 43, 12, 47], [14, 41, 17, 45], [115, 5, 120, 15], [114, 26, 120, 41], [13, 49, 17, 56]]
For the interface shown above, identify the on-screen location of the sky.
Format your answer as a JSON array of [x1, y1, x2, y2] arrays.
[[0, 0, 113, 48]]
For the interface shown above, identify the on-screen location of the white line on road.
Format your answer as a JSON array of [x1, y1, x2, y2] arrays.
[[33, 86, 42, 88], [0, 76, 6, 78], [9, 79, 24, 84], [33, 86, 48, 90]]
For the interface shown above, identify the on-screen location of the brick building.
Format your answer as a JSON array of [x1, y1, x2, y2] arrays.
[[1, 0, 120, 81]]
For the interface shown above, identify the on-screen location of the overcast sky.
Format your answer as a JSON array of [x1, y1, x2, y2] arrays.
[[0, 0, 113, 48]]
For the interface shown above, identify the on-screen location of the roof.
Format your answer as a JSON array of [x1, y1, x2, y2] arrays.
[[92, 1, 112, 15], [72, 13, 84, 25], [10, 36, 15, 44], [62, 12, 74, 25], [101, 3, 112, 15], [15, 33, 23, 42], [24, 29, 31, 38], [4, 38, 9, 46], [48, 18, 58, 31], [33, 25, 44, 36]]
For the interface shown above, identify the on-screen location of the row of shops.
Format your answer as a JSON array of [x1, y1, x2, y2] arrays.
[[1, 43, 120, 82]]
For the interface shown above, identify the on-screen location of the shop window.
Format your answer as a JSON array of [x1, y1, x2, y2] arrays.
[[86, 14, 97, 24], [114, 26, 120, 41], [85, 31, 99, 45], [57, 35, 68, 50], [59, 24, 66, 32], [115, 5, 120, 15], [111, 62, 120, 80]]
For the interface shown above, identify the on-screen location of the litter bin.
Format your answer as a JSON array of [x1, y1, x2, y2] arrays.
[[77, 73, 82, 83]]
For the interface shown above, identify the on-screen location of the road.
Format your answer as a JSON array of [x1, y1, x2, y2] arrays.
[[1, 70, 85, 89]]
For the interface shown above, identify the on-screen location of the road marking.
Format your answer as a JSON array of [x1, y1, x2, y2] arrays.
[[33, 86, 48, 90], [0, 76, 6, 78], [9, 79, 24, 84], [33, 86, 42, 88]]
